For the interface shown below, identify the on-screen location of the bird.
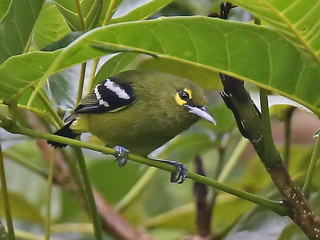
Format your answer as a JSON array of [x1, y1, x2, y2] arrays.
[[48, 69, 216, 183]]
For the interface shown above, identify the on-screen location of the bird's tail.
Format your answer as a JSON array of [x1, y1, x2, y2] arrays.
[[47, 121, 80, 148]]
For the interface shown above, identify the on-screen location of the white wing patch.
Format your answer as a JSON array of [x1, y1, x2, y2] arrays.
[[104, 79, 130, 100], [94, 84, 110, 107]]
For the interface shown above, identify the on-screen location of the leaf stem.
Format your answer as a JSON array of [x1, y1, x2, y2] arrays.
[[189, 170, 286, 215], [75, 0, 87, 30], [77, 62, 87, 105], [0, 144, 15, 240], [86, 0, 118, 94], [259, 88, 278, 167], [35, 88, 64, 128], [102, 0, 117, 26], [283, 107, 294, 167], [218, 137, 249, 182], [86, 59, 99, 94], [302, 134, 320, 195], [44, 150, 56, 240], [27, 49, 67, 108], [73, 148, 103, 240]]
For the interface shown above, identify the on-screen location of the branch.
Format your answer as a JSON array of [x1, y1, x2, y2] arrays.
[[0, 115, 286, 215], [219, 73, 320, 240]]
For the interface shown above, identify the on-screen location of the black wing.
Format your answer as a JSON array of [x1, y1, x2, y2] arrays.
[[65, 77, 135, 122]]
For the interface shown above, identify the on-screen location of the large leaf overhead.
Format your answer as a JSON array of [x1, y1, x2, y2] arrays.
[[230, 0, 320, 67], [0, 17, 319, 115]]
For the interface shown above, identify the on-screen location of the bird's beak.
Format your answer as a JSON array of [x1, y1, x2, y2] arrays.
[[187, 105, 216, 125]]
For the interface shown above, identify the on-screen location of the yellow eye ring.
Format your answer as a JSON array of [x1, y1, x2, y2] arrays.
[[175, 88, 192, 106]]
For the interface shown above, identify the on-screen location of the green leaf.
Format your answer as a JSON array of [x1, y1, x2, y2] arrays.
[[98, 0, 122, 25], [111, 0, 174, 24], [94, 52, 140, 84], [54, 0, 102, 31], [0, 191, 43, 223], [137, 57, 221, 90], [0, 0, 10, 20], [0, 0, 45, 63], [48, 68, 78, 111], [225, 207, 291, 240], [230, 0, 320, 68], [158, 133, 216, 163], [1, 17, 319, 116], [41, 32, 85, 51], [88, 159, 144, 204], [33, 2, 70, 50], [278, 222, 308, 240], [0, 50, 60, 102]]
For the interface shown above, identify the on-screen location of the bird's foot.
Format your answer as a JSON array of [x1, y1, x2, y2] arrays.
[[114, 146, 129, 167], [155, 159, 188, 184]]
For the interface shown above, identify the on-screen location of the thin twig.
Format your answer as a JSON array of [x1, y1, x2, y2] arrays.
[[0, 118, 286, 216], [45, 150, 56, 240], [303, 135, 320, 196], [73, 148, 103, 240], [0, 144, 15, 239]]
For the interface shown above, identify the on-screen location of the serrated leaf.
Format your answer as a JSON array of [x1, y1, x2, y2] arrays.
[[0, 0, 45, 63], [54, 0, 102, 31], [0, 17, 319, 116], [230, 0, 320, 67]]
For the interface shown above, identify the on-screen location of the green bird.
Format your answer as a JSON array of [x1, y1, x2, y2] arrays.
[[48, 69, 215, 183]]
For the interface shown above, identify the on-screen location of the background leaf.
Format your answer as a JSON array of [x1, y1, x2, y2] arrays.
[[224, 207, 291, 240], [0, 0, 44, 63], [54, 0, 102, 31], [33, 1, 70, 50], [93, 52, 140, 84], [111, 0, 174, 23], [0, 0, 10, 20]]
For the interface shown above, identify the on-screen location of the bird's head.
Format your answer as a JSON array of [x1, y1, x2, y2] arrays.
[[174, 86, 216, 125], [113, 69, 216, 126]]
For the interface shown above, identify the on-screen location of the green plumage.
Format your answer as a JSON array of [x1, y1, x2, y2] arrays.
[[48, 69, 215, 183], [69, 70, 210, 156]]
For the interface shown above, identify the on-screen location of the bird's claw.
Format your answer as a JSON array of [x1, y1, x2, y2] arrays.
[[154, 159, 188, 184], [114, 146, 129, 167], [169, 161, 188, 184]]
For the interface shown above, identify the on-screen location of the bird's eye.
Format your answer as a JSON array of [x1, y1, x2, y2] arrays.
[[175, 88, 193, 106], [178, 90, 190, 101]]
